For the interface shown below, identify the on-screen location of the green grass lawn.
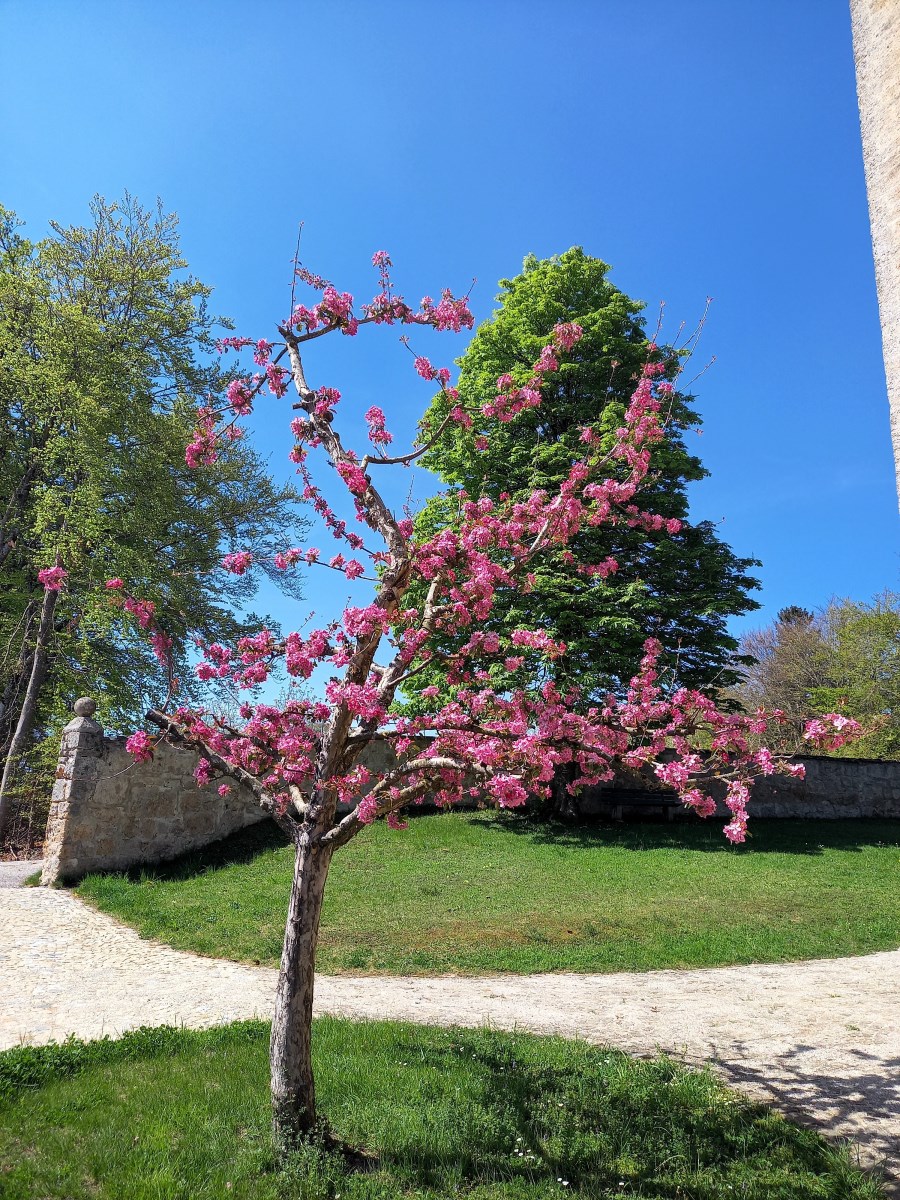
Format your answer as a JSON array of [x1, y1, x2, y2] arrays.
[[0, 1019, 883, 1199], [76, 813, 900, 975]]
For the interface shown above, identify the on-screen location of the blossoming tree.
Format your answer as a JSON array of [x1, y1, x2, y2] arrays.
[[52, 252, 858, 1153]]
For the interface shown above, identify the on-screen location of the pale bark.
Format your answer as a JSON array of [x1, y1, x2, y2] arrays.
[[270, 830, 333, 1147], [0, 595, 41, 761], [0, 585, 57, 843]]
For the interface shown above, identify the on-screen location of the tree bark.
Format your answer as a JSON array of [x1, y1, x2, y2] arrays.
[[269, 828, 333, 1153], [0, 594, 40, 762], [547, 760, 581, 820], [0, 585, 57, 844]]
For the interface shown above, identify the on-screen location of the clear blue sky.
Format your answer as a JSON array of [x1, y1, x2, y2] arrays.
[[3, 0, 897, 654]]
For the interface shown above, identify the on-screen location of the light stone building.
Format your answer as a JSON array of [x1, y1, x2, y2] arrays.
[[850, 0, 900, 506]]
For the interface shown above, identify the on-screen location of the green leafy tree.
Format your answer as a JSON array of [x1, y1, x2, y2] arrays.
[[737, 593, 900, 759], [812, 593, 900, 759], [407, 248, 759, 713], [0, 197, 306, 839]]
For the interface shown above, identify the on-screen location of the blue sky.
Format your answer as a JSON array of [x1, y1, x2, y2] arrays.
[[3, 0, 897, 658]]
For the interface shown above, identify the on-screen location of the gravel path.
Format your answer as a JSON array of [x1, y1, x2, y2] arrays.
[[1, 882, 897, 1190], [0, 860, 42, 888]]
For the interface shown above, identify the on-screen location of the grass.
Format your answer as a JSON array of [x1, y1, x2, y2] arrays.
[[76, 813, 900, 975], [0, 1019, 883, 1199]]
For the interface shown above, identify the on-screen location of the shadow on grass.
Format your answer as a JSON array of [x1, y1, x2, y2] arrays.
[[713, 1043, 900, 1188], [81, 809, 900, 894], [472, 811, 900, 856], [333, 1028, 887, 1196], [3, 1022, 883, 1197], [98, 818, 291, 885]]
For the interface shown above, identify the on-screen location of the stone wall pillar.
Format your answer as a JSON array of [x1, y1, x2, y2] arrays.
[[41, 698, 104, 885]]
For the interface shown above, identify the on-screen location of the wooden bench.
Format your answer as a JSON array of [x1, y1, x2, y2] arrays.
[[590, 787, 683, 822]]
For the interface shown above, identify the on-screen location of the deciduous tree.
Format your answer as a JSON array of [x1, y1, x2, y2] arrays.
[[737, 594, 900, 758], [0, 198, 306, 840], [407, 249, 759, 714], [112, 250, 852, 1157]]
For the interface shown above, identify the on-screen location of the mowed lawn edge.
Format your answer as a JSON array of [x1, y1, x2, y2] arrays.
[[75, 813, 900, 976]]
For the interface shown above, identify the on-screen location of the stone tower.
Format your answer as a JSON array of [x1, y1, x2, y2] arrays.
[[850, 0, 900, 507]]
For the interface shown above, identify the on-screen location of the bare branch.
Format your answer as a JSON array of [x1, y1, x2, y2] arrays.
[[146, 708, 299, 838]]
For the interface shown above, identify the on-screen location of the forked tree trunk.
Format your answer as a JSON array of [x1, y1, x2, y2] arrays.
[[270, 828, 334, 1152]]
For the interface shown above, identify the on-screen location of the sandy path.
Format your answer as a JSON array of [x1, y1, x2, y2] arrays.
[[0, 883, 896, 1190]]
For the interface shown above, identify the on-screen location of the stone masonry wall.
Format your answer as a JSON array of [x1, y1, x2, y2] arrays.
[[576, 754, 900, 820], [41, 699, 264, 885]]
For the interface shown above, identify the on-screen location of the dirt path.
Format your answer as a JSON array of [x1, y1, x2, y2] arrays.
[[1, 881, 896, 1190]]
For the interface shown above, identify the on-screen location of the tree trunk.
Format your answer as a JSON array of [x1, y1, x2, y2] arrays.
[[0, 586, 57, 844], [269, 828, 333, 1154], [547, 760, 581, 821], [0, 595, 41, 762]]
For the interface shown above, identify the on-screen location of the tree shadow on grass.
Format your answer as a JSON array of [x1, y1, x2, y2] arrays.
[[710, 1043, 899, 1190], [366, 1029, 887, 1197], [98, 818, 291, 885], [474, 812, 900, 857]]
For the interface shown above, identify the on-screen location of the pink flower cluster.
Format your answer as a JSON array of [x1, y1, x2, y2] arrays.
[[185, 406, 219, 468], [124, 596, 155, 629], [125, 730, 154, 762], [803, 714, 862, 751], [37, 566, 68, 591], [483, 323, 583, 422], [222, 551, 252, 576], [364, 406, 392, 447]]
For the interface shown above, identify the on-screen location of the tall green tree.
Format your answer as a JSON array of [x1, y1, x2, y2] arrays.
[[0, 197, 306, 838], [407, 249, 759, 710]]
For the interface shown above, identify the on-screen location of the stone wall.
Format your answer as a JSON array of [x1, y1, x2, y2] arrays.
[[41, 700, 265, 885], [576, 754, 900, 820], [41, 697, 900, 885]]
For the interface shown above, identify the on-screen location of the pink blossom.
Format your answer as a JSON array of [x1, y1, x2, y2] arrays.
[[803, 713, 862, 751], [37, 566, 68, 591], [487, 775, 528, 809], [113, 251, 824, 846], [124, 596, 156, 629], [552, 322, 583, 351], [266, 363, 288, 398], [105, 578, 124, 590], [126, 731, 153, 763], [226, 379, 254, 415], [222, 551, 252, 575], [336, 462, 369, 496], [150, 630, 172, 664]]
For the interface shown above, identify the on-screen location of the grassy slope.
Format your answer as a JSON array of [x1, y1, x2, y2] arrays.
[[76, 813, 900, 974], [0, 1019, 883, 1199]]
